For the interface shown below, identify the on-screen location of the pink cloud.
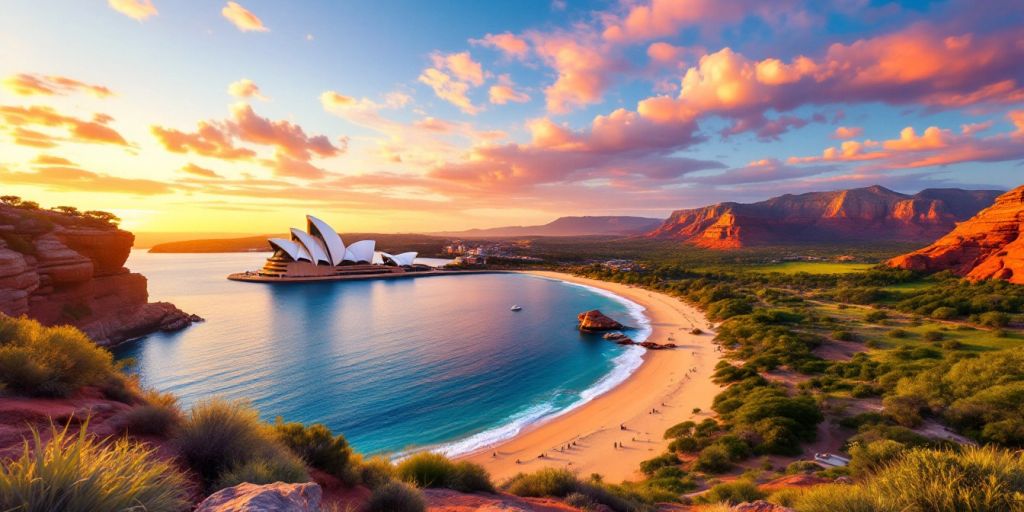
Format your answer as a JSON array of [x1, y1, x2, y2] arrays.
[[530, 32, 622, 114], [418, 67, 480, 115], [432, 52, 485, 86], [472, 33, 529, 59], [601, 0, 804, 43], [488, 75, 530, 105]]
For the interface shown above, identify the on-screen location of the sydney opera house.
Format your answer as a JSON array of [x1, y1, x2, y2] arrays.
[[252, 215, 421, 279]]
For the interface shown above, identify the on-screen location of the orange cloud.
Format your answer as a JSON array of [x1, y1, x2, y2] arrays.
[[789, 113, 1024, 171], [222, 1, 268, 32], [418, 68, 480, 115], [489, 75, 530, 105], [1, 165, 172, 195], [432, 52, 485, 86], [647, 42, 685, 65], [228, 79, 267, 100], [151, 121, 255, 160], [532, 33, 620, 114], [180, 163, 224, 179], [472, 33, 529, 59], [0, 105, 128, 146], [2, 74, 113, 98], [107, 0, 157, 20], [832, 126, 863, 139], [152, 103, 341, 179], [602, 0, 803, 43]]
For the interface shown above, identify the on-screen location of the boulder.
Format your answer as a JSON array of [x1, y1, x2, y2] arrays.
[[731, 500, 795, 512], [196, 482, 321, 512], [578, 310, 624, 332]]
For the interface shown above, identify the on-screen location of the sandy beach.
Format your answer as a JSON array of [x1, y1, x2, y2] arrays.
[[459, 271, 722, 483]]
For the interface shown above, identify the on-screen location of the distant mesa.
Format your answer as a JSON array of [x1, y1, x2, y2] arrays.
[[433, 216, 663, 238], [645, 185, 1003, 249], [236, 215, 424, 280], [578, 309, 625, 332], [889, 185, 1024, 284]]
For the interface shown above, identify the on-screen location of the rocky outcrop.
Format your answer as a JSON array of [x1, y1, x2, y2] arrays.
[[578, 310, 624, 332], [889, 185, 1024, 283], [646, 185, 1002, 249], [731, 501, 795, 512], [0, 204, 195, 346], [196, 482, 321, 512]]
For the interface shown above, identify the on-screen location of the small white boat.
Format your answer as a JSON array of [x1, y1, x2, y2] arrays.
[[510, 305, 523, 311]]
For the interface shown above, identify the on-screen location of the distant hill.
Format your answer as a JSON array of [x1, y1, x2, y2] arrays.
[[433, 216, 663, 238], [646, 185, 1003, 249], [149, 233, 450, 256], [889, 185, 1024, 283]]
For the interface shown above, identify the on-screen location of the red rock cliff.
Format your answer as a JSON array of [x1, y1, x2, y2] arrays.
[[646, 185, 1002, 249], [889, 185, 1024, 284], [0, 204, 195, 346]]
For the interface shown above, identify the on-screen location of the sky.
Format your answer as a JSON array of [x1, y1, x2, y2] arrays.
[[0, 0, 1022, 234]]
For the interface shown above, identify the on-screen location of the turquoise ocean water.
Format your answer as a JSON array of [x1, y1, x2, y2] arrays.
[[117, 251, 649, 456]]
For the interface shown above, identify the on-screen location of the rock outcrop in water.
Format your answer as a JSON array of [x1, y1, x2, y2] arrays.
[[0, 202, 195, 346], [578, 309, 624, 332], [645, 185, 1002, 249], [889, 185, 1024, 283]]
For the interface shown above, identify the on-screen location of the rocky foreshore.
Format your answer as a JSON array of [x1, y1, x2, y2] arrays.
[[0, 203, 197, 347]]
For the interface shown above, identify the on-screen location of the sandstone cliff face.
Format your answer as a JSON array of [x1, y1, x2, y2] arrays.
[[889, 185, 1024, 284], [0, 204, 194, 346], [646, 186, 1002, 249], [578, 309, 624, 331]]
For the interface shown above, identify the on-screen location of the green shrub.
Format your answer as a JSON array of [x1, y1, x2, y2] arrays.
[[0, 424, 188, 512], [793, 483, 876, 512], [887, 329, 909, 339], [978, 311, 1010, 328], [785, 460, 824, 474], [364, 481, 426, 512], [865, 311, 888, 323], [848, 439, 906, 476], [216, 455, 309, 490], [832, 330, 855, 341], [274, 419, 354, 481], [767, 487, 803, 507], [930, 307, 957, 320], [639, 452, 679, 475], [923, 331, 944, 342], [176, 398, 305, 487], [355, 454, 396, 489], [941, 339, 962, 350], [701, 479, 765, 504], [0, 315, 120, 397], [695, 444, 733, 473], [396, 452, 492, 492], [503, 467, 578, 497], [120, 390, 182, 436], [564, 491, 599, 510]]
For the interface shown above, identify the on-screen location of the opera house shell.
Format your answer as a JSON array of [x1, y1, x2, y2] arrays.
[[257, 215, 419, 278]]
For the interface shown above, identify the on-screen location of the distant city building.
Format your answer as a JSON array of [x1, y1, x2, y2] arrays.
[[259, 215, 420, 278]]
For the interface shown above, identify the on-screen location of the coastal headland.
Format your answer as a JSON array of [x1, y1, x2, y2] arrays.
[[460, 270, 722, 483]]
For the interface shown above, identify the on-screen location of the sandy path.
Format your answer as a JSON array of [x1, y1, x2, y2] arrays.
[[458, 271, 722, 484]]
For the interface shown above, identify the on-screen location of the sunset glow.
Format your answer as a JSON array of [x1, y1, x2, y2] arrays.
[[1, 0, 1022, 233]]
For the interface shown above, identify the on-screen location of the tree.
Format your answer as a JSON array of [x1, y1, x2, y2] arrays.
[[0, 195, 21, 206], [83, 210, 121, 227], [53, 206, 81, 216]]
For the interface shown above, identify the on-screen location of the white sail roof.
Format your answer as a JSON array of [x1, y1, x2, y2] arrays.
[[268, 238, 310, 262], [290, 228, 330, 265], [344, 239, 375, 263], [383, 251, 417, 266], [306, 215, 346, 265]]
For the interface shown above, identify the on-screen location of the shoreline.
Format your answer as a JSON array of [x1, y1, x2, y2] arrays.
[[457, 270, 723, 483]]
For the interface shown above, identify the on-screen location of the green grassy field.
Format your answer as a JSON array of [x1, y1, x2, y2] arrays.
[[747, 261, 876, 275]]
